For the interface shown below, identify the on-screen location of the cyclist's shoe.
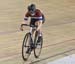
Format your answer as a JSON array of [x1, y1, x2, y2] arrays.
[[37, 36, 42, 43], [26, 48, 31, 54], [31, 45, 35, 49], [30, 43, 35, 49]]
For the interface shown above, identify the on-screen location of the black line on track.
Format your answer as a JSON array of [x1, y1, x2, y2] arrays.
[[30, 49, 75, 64]]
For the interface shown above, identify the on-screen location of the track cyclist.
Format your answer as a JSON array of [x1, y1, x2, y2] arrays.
[[20, 4, 45, 43]]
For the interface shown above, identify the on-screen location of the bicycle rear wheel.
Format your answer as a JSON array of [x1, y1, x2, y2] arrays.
[[34, 31, 43, 58], [22, 33, 32, 61]]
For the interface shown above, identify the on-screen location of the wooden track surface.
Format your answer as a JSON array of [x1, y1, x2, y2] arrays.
[[0, 0, 75, 64]]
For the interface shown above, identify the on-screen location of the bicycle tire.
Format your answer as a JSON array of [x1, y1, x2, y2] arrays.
[[22, 33, 32, 61], [34, 31, 43, 58]]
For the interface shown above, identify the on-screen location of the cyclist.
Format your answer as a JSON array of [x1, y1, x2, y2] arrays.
[[20, 4, 45, 42]]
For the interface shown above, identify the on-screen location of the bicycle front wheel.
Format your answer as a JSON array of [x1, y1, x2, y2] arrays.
[[22, 33, 32, 61], [34, 32, 43, 58]]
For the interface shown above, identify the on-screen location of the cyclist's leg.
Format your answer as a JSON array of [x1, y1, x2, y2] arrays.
[[30, 19, 43, 42], [35, 21, 43, 42], [35, 20, 43, 35]]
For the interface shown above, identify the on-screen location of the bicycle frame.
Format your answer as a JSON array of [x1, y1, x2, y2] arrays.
[[29, 27, 36, 34]]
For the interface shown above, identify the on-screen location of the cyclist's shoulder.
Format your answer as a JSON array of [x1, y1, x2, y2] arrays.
[[36, 9, 45, 16], [36, 9, 40, 11], [36, 9, 44, 16], [36, 9, 42, 13]]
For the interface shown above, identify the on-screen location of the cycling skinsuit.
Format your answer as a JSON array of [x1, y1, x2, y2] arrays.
[[24, 9, 45, 26]]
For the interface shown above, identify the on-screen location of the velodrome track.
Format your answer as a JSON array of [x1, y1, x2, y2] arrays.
[[0, 0, 75, 64]]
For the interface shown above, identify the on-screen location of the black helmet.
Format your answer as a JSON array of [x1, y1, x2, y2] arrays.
[[28, 4, 36, 13]]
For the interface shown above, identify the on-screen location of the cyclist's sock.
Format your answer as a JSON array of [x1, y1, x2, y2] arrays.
[[38, 31, 42, 37], [39, 33, 42, 36]]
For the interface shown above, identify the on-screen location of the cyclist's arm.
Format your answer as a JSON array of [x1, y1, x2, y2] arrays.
[[20, 12, 30, 28], [21, 17, 29, 27], [20, 17, 29, 31]]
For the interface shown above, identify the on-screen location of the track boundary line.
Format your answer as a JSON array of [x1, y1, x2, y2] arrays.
[[1, 38, 75, 52], [0, 38, 75, 62], [43, 38, 75, 48]]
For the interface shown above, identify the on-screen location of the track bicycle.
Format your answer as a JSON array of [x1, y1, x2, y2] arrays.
[[22, 24, 43, 61]]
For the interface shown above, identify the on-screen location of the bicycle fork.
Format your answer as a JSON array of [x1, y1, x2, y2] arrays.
[[30, 35, 35, 50]]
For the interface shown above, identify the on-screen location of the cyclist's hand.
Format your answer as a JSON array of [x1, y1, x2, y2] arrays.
[[20, 26, 23, 31]]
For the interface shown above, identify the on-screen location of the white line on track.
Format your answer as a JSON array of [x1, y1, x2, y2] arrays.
[[48, 54, 75, 64]]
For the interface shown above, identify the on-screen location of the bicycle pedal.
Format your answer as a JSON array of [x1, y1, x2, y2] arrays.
[[31, 46, 35, 49]]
